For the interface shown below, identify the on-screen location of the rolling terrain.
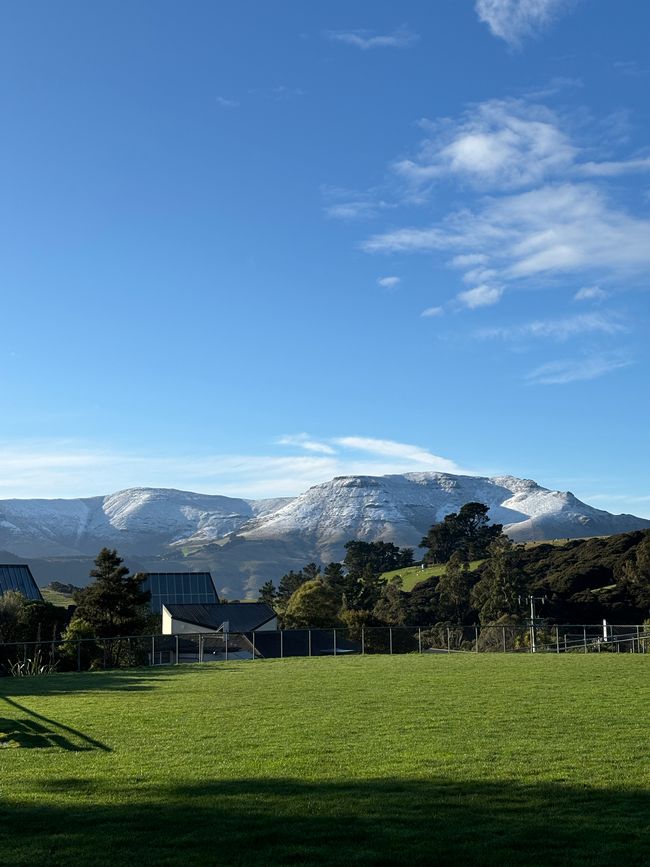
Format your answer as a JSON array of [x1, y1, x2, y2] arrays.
[[1, 473, 648, 597]]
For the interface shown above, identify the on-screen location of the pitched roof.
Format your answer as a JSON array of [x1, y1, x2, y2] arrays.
[[163, 602, 276, 632], [0, 564, 43, 602], [142, 571, 219, 613]]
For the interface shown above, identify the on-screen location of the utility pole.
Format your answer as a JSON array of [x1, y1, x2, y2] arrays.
[[520, 594, 547, 653]]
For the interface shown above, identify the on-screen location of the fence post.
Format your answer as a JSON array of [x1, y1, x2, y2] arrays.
[[556, 626, 560, 654], [637, 626, 641, 654], [361, 627, 365, 656], [151, 634, 155, 666], [475, 626, 479, 653], [333, 628, 337, 657], [583, 626, 587, 654], [280, 630, 283, 659], [103, 642, 107, 669], [225, 632, 229, 661], [418, 627, 422, 654], [308, 629, 312, 658], [252, 630, 256, 660], [175, 634, 179, 665], [502, 626, 506, 653], [77, 640, 81, 672], [446, 627, 451, 654], [389, 628, 393, 655]]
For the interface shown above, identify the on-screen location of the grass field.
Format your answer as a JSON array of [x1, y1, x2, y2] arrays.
[[381, 560, 483, 590], [1, 655, 649, 865]]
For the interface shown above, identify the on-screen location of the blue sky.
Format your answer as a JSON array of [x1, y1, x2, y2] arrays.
[[1, 0, 649, 515]]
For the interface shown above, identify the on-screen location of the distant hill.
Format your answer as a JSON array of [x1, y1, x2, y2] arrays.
[[0, 474, 648, 598], [410, 530, 650, 624]]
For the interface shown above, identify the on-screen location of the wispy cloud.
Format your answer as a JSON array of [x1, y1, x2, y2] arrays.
[[0, 437, 468, 499], [364, 182, 650, 293], [395, 100, 577, 191], [332, 437, 462, 472], [480, 312, 627, 341], [457, 284, 503, 309], [574, 285, 608, 302], [322, 185, 392, 221], [277, 434, 336, 455], [526, 352, 633, 385], [215, 96, 239, 109], [475, 0, 577, 48], [421, 305, 444, 318], [325, 26, 419, 51], [377, 276, 401, 289]]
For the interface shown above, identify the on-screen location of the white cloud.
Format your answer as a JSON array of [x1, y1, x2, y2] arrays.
[[365, 182, 650, 290], [457, 284, 503, 308], [578, 157, 650, 177], [574, 285, 608, 301], [395, 100, 576, 191], [277, 434, 336, 455], [325, 27, 419, 50], [333, 437, 462, 472], [216, 96, 239, 109], [475, 0, 576, 48], [378, 276, 401, 289], [421, 306, 444, 317], [0, 437, 468, 499], [480, 311, 627, 340], [322, 185, 390, 221], [526, 353, 633, 385]]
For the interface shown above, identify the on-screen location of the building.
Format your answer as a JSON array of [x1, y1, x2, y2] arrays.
[[142, 571, 219, 613], [0, 564, 43, 602], [162, 602, 277, 635]]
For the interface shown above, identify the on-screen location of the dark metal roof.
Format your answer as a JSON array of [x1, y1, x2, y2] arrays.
[[142, 571, 219, 613], [0, 564, 43, 602], [164, 602, 276, 632]]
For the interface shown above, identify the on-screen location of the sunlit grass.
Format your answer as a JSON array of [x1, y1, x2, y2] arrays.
[[1, 655, 649, 865]]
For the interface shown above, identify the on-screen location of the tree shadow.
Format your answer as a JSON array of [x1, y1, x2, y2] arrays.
[[1, 776, 649, 865], [0, 696, 111, 752], [0, 666, 176, 699]]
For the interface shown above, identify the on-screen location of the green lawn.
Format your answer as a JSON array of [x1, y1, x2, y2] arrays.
[[381, 560, 483, 590], [1, 655, 649, 865]]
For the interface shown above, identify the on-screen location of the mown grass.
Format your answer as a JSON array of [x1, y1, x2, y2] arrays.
[[1, 655, 649, 865], [381, 560, 483, 590]]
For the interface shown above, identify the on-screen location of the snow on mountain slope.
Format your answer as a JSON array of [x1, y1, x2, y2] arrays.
[[0, 488, 256, 557], [240, 473, 650, 554], [0, 475, 647, 567]]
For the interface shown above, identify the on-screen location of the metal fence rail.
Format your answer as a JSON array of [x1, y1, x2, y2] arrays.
[[0, 623, 648, 675]]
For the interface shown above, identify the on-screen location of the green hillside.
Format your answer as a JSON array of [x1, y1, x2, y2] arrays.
[[2, 656, 649, 865], [381, 560, 483, 591]]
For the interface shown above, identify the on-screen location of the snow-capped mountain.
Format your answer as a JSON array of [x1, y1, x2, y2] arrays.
[[0, 473, 648, 596]]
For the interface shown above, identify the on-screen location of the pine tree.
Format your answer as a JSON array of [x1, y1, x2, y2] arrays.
[[72, 548, 150, 638], [258, 580, 278, 608]]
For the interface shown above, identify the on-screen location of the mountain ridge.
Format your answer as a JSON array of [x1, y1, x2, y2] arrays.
[[1, 473, 648, 597]]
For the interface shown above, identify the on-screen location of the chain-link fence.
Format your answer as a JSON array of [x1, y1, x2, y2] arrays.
[[0, 623, 648, 675]]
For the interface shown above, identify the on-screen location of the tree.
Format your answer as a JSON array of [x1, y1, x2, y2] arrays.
[[619, 534, 650, 614], [436, 551, 474, 623], [258, 580, 278, 608], [373, 576, 409, 626], [470, 537, 521, 623], [302, 562, 321, 582], [421, 502, 503, 564], [283, 580, 341, 628], [342, 541, 413, 609], [72, 548, 150, 638], [0, 590, 28, 644], [276, 570, 307, 610]]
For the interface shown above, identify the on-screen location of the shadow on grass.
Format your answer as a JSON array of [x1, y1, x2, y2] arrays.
[[0, 666, 178, 698], [0, 696, 111, 752], [1, 776, 648, 865]]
